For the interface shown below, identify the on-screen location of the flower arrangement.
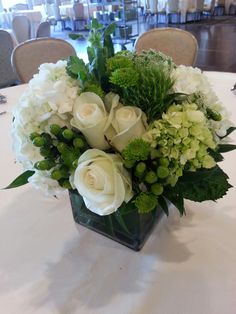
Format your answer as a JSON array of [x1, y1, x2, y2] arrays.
[[9, 20, 236, 222]]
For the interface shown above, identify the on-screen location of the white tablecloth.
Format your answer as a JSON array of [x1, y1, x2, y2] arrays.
[[0, 72, 236, 314]]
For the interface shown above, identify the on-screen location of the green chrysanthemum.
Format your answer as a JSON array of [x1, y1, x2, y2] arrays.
[[109, 68, 139, 88], [107, 55, 134, 72], [82, 83, 104, 99], [122, 139, 151, 163], [134, 192, 158, 213]]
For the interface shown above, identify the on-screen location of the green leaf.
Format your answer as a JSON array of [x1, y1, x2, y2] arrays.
[[4, 170, 35, 189], [175, 166, 232, 202], [69, 33, 84, 40], [208, 148, 224, 162], [103, 34, 114, 58], [164, 190, 185, 216], [66, 56, 88, 83], [87, 46, 95, 64], [104, 215, 115, 236], [158, 196, 169, 216], [91, 18, 103, 30], [118, 200, 137, 215], [217, 144, 236, 153], [95, 47, 107, 86], [219, 126, 236, 139], [114, 211, 131, 235], [104, 22, 116, 36]]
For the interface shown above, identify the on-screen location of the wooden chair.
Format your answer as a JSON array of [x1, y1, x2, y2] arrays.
[[167, 0, 181, 23], [135, 28, 198, 66], [72, 3, 87, 31], [36, 21, 51, 38], [12, 15, 31, 44], [11, 38, 76, 83], [0, 30, 18, 88]]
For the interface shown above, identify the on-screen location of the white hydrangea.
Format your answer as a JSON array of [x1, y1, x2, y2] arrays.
[[172, 65, 218, 105], [12, 60, 80, 193], [172, 65, 234, 140], [28, 170, 66, 196]]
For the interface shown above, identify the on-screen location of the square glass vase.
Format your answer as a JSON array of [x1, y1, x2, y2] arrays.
[[69, 190, 163, 251]]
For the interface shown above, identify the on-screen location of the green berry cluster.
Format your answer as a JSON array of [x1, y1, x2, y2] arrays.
[[30, 124, 86, 189], [122, 144, 177, 213]]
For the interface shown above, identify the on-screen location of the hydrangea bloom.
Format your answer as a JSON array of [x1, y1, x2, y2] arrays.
[[12, 61, 80, 193]]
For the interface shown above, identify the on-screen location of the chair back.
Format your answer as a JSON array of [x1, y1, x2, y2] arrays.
[[12, 38, 76, 83], [73, 3, 85, 19], [149, 0, 158, 13], [196, 0, 204, 10], [167, 0, 179, 11], [167, 0, 179, 12], [0, 30, 18, 88], [135, 28, 198, 66], [12, 15, 31, 43], [50, 3, 61, 20], [36, 21, 51, 38], [11, 3, 29, 11]]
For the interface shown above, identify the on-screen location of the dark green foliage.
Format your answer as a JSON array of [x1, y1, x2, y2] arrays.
[[66, 56, 89, 84], [219, 126, 236, 139], [158, 196, 169, 216], [82, 82, 104, 99], [208, 148, 224, 162], [164, 189, 186, 216], [217, 144, 236, 153], [4, 170, 35, 189], [119, 65, 175, 122], [174, 166, 232, 202], [69, 33, 84, 40]]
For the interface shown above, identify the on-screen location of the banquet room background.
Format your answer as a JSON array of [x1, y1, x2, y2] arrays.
[[0, 0, 236, 84]]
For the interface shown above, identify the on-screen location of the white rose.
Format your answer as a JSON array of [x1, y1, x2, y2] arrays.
[[72, 149, 133, 216], [104, 94, 147, 152], [71, 92, 110, 150]]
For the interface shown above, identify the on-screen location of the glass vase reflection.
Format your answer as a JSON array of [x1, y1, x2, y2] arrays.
[[69, 190, 163, 251]]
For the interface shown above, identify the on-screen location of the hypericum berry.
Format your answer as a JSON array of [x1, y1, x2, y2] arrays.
[[50, 124, 61, 136], [123, 160, 135, 169], [59, 179, 72, 189], [56, 142, 68, 154], [206, 108, 222, 121], [32, 136, 45, 147], [135, 162, 147, 178], [150, 148, 161, 159], [29, 132, 40, 141], [157, 166, 169, 179], [145, 171, 158, 184], [151, 183, 164, 196], [34, 160, 54, 171], [62, 129, 75, 141], [73, 137, 85, 149], [159, 157, 169, 167], [40, 147, 52, 158], [51, 169, 63, 181], [41, 133, 52, 147]]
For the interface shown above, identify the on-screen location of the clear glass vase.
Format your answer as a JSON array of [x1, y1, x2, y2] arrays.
[[69, 190, 163, 251]]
